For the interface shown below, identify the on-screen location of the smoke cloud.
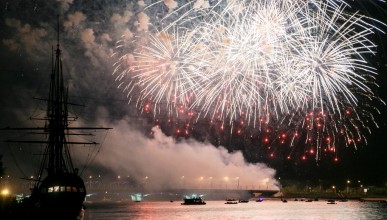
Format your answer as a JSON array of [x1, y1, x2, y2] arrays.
[[163, 0, 178, 10], [89, 117, 279, 190]]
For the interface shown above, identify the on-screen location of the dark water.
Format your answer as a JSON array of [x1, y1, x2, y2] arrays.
[[83, 200, 387, 220]]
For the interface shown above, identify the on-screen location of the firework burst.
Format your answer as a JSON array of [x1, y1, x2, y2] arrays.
[[112, 0, 386, 160]]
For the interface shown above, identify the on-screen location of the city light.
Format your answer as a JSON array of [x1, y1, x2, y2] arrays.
[[1, 188, 10, 196]]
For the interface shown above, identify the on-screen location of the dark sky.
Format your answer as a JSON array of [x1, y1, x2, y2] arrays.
[[0, 0, 387, 190]]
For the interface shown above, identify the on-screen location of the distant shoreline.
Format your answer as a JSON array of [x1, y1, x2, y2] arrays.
[[277, 195, 387, 202]]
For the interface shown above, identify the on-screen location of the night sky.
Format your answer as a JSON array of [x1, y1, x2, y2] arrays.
[[0, 1, 387, 190]]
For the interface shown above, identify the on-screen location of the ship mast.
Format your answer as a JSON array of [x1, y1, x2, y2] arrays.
[[3, 17, 112, 187], [45, 16, 72, 175]]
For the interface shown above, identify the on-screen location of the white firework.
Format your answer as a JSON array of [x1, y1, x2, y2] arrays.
[[113, 0, 385, 134], [114, 27, 209, 115], [290, 3, 379, 116]]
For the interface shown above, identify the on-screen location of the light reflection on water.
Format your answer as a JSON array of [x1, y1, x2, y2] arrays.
[[83, 200, 387, 220]]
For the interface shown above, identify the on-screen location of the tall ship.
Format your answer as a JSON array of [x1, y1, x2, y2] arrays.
[[3, 20, 111, 219]]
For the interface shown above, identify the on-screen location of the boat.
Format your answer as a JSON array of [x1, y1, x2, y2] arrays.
[[327, 199, 336, 204], [256, 197, 264, 202], [181, 195, 206, 205], [238, 199, 249, 203], [131, 193, 142, 202], [2, 19, 111, 219], [225, 199, 238, 204]]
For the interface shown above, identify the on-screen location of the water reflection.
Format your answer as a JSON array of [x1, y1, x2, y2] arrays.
[[83, 200, 387, 220]]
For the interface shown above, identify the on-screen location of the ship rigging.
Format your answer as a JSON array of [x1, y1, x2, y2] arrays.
[[2, 18, 112, 219]]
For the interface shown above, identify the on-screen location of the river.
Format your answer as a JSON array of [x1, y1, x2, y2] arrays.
[[83, 199, 387, 220]]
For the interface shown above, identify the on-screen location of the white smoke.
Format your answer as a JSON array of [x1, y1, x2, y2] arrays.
[[57, 0, 74, 12], [193, 0, 210, 9], [92, 117, 279, 190], [163, 0, 178, 10], [3, 18, 47, 56], [64, 11, 87, 32], [135, 12, 150, 32]]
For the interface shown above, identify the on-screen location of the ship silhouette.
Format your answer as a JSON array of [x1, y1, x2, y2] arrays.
[[2, 18, 112, 219]]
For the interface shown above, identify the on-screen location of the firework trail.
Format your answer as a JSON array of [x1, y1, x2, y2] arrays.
[[112, 0, 386, 160]]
